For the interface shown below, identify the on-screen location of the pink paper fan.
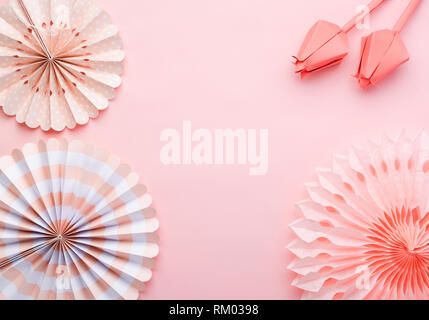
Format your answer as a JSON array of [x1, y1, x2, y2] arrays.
[[288, 133, 429, 300], [0, 139, 159, 300], [0, 0, 124, 131]]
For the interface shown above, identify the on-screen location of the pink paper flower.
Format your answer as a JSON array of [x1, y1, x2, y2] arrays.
[[288, 133, 429, 300], [293, 0, 386, 78], [355, 30, 409, 89], [355, 0, 422, 89], [293, 21, 348, 78]]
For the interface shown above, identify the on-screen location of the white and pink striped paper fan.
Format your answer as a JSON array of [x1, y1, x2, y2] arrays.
[[0, 0, 124, 131], [288, 133, 429, 300], [0, 139, 159, 300]]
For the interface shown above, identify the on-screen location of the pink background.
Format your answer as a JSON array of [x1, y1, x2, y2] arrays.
[[0, 0, 428, 299]]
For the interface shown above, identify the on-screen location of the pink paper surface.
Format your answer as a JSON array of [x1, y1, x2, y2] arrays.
[[0, 0, 427, 299]]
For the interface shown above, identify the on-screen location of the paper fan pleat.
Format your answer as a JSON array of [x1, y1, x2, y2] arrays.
[[0, 139, 159, 300], [0, 0, 124, 131], [288, 133, 429, 300]]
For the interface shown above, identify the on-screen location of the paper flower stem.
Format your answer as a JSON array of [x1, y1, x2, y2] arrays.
[[393, 0, 422, 33], [17, 0, 52, 59], [342, 0, 385, 33]]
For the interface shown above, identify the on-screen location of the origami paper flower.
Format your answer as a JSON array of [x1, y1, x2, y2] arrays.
[[0, 139, 159, 300], [0, 0, 124, 131], [294, 0, 385, 78], [356, 0, 421, 89], [288, 133, 429, 300]]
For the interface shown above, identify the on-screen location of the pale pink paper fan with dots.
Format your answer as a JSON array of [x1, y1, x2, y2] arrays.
[[0, 139, 159, 300], [288, 132, 429, 300], [0, 0, 124, 131]]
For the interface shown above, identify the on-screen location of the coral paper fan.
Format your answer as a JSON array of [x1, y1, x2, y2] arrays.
[[0, 139, 159, 300], [0, 0, 124, 131], [288, 133, 429, 300]]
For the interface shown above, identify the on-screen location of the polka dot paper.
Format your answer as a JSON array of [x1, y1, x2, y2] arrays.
[[0, 0, 124, 131], [288, 133, 429, 300], [0, 139, 159, 299]]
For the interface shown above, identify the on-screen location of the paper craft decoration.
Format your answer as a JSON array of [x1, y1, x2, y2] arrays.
[[293, 0, 385, 78], [0, 139, 159, 300], [0, 0, 124, 131], [355, 0, 422, 89], [288, 132, 429, 300]]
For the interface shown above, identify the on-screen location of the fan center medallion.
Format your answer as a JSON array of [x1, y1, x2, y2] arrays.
[[365, 207, 429, 292]]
